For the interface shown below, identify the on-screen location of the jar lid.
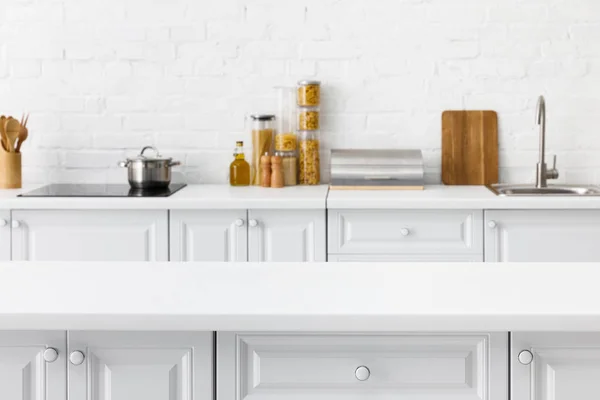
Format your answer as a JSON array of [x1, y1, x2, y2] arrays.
[[298, 80, 321, 86], [249, 114, 276, 121]]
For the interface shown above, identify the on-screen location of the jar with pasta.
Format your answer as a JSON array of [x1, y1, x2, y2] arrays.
[[275, 150, 297, 186], [298, 107, 319, 131], [249, 114, 275, 186], [275, 86, 297, 151], [298, 130, 320, 185], [297, 80, 321, 106]]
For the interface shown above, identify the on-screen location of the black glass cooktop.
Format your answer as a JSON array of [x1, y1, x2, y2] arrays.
[[19, 183, 187, 197]]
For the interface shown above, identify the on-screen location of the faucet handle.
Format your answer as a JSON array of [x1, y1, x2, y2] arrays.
[[548, 155, 559, 180]]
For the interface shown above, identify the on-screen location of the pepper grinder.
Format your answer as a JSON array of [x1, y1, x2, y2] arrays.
[[271, 155, 284, 188], [260, 154, 271, 188]]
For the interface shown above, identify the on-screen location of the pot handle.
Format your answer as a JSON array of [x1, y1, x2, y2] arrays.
[[118, 161, 129, 168], [140, 146, 160, 158], [169, 161, 181, 167]]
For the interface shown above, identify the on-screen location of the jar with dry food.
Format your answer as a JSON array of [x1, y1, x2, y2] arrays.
[[297, 80, 321, 106], [298, 130, 320, 185], [249, 114, 275, 186], [275, 87, 297, 152], [298, 107, 320, 131], [275, 150, 297, 186]]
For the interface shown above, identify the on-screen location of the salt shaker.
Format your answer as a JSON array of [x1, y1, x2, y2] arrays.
[[271, 155, 284, 188], [260, 154, 271, 188]]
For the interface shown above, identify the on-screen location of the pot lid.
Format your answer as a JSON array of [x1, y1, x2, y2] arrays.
[[127, 146, 172, 162]]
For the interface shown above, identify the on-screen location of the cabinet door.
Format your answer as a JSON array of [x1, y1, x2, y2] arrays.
[[328, 254, 483, 262], [248, 209, 326, 262], [68, 331, 213, 400], [0, 210, 10, 260], [0, 331, 66, 400], [485, 210, 600, 262], [218, 332, 508, 400], [512, 332, 600, 400], [170, 210, 247, 261], [11, 210, 168, 261]]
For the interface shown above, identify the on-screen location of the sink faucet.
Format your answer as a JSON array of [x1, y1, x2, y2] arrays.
[[535, 95, 559, 188]]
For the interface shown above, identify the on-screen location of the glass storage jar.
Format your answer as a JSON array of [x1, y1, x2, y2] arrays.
[[298, 130, 320, 185], [275, 87, 297, 152], [249, 114, 275, 186], [298, 107, 319, 131], [275, 150, 297, 186], [297, 80, 321, 107]]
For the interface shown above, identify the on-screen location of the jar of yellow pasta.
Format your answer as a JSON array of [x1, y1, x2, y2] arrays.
[[274, 132, 297, 151], [298, 130, 320, 185], [297, 80, 321, 106], [298, 107, 319, 131]]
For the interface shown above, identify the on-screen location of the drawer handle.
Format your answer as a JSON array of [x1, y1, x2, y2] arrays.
[[355, 365, 370, 381], [488, 220, 497, 229], [69, 350, 85, 366], [43, 347, 59, 363], [400, 228, 410, 236], [518, 350, 534, 365]]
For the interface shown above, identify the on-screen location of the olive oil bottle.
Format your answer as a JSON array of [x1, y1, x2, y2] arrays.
[[229, 141, 250, 186]]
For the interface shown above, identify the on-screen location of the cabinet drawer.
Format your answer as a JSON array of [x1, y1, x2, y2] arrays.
[[218, 333, 507, 400], [328, 209, 483, 254]]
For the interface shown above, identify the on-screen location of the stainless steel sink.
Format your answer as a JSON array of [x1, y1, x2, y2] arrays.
[[487, 184, 600, 196]]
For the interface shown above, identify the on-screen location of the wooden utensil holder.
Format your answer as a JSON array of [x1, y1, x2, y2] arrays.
[[0, 151, 22, 189]]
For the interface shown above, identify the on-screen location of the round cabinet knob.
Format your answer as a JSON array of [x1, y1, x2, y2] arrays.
[[69, 350, 85, 366], [235, 219, 244, 227], [518, 350, 534, 365], [355, 365, 370, 381], [249, 219, 258, 228], [43, 347, 59, 363], [11, 220, 20, 229], [0, 219, 6, 227], [488, 220, 497, 229], [400, 228, 410, 236]]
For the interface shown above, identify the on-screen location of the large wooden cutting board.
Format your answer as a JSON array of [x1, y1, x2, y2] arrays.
[[442, 110, 498, 185]]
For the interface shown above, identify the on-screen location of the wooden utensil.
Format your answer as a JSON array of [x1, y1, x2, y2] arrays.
[[442, 110, 498, 185], [16, 114, 29, 152], [4, 117, 20, 152], [0, 116, 7, 152]]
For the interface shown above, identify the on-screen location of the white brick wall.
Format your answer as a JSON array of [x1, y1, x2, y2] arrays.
[[1, 0, 599, 184]]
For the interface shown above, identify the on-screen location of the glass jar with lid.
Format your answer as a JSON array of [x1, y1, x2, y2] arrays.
[[249, 114, 275, 186], [275, 87, 297, 152], [297, 80, 321, 107], [298, 130, 320, 185], [275, 150, 297, 186]]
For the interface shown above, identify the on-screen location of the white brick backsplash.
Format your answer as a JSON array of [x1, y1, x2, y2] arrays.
[[2, 0, 600, 185]]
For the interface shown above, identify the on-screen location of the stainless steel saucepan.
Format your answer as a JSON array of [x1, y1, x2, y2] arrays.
[[118, 146, 181, 189]]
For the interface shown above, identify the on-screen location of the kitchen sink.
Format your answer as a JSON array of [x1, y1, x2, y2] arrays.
[[487, 184, 600, 196]]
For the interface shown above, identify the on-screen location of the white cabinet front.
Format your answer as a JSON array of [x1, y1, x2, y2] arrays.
[[68, 331, 213, 400], [170, 210, 247, 261], [11, 210, 168, 261], [512, 332, 600, 400], [485, 210, 600, 262], [248, 209, 326, 262], [0, 210, 10, 260], [218, 332, 507, 400], [0, 331, 66, 400]]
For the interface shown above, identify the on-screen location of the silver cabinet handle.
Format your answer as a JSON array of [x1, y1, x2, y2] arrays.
[[488, 220, 497, 229], [69, 350, 85, 366], [518, 350, 534, 365], [355, 365, 370, 381], [11, 220, 20, 229], [400, 228, 410, 236], [249, 219, 258, 228], [235, 219, 244, 227], [43, 347, 59, 363]]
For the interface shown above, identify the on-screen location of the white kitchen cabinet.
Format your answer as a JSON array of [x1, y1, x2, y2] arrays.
[[512, 332, 600, 400], [218, 332, 508, 400], [328, 254, 483, 262], [0, 210, 10, 260], [68, 331, 213, 400], [485, 210, 600, 262], [0, 331, 66, 400], [170, 210, 247, 261], [11, 210, 168, 261], [248, 209, 326, 262], [328, 209, 483, 259]]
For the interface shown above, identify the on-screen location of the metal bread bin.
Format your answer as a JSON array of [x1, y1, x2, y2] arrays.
[[330, 149, 424, 190]]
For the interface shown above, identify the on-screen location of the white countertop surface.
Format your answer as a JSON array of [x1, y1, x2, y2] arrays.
[[1, 184, 330, 210], [327, 185, 600, 209], [1, 262, 598, 331], [2, 184, 600, 210]]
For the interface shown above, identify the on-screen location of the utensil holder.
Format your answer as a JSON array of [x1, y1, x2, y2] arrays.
[[0, 151, 22, 189]]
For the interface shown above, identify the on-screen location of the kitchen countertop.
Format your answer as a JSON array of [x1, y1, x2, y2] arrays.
[[0, 184, 330, 210], [0, 262, 598, 331], [2, 184, 600, 210]]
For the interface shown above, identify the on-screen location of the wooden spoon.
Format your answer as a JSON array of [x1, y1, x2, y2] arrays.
[[4, 118, 21, 152], [0, 116, 8, 152], [15, 114, 29, 153]]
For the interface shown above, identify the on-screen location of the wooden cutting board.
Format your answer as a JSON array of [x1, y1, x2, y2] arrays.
[[442, 110, 498, 185]]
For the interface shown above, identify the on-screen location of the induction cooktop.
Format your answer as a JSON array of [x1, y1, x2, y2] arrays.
[[19, 183, 187, 197]]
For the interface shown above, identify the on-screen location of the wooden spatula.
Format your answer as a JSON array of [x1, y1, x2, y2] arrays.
[[4, 118, 21, 152]]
